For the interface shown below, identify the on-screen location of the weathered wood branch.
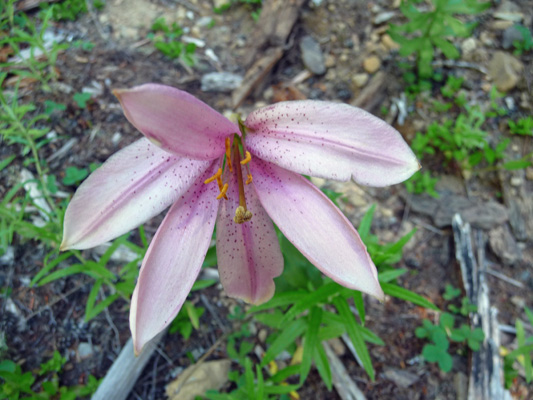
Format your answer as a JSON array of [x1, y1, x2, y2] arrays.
[[452, 214, 511, 400]]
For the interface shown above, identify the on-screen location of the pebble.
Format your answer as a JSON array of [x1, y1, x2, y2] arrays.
[[510, 176, 523, 186], [503, 25, 526, 49], [526, 167, 533, 180], [382, 34, 400, 50], [201, 72, 243, 93], [461, 38, 476, 55], [494, 1, 524, 22], [299, 36, 326, 75], [383, 368, 420, 388], [488, 51, 524, 92], [374, 11, 396, 25], [325, 54, 336, 68], [0, 246, 14, 267], [213, 0, 230, 8], [490, 20, 515, 30], [363, 55, 381, 73], [77, 342, 95, 361], [352, 73, 369, 88]]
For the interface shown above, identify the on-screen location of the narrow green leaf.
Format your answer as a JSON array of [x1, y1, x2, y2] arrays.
[[263, 384, 301, 395], [248, 291, 307, 314], [261, 319, 306, 367], [517, 320, 532, 382], [333, 297, 375, 381], [352, 291, 366, 325], [381, 282, 439, 311], [0, 155, 16, 171], [313, 342, 332, 391], [31, 251, 72, 286], [270, 364, 300, 383], [300, 307, 322, 384], [244, 357, 254, 397], [357, 204, 375, 242], [280, 282, 340, 324], [255, 364, 264, 400], [378, 268, 408, 283]]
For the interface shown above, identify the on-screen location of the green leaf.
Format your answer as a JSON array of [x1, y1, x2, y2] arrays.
[[300, 307, 322, 384], [381, 282, 439, 311], [333, 297, 374, 381], [0, 154, 16, 171], [352, 291, 366, 325], [357, 204, 375, 242], [313, 343, 332, 391], [378, 268, 408, 283], [503, 160, 531, 170], [280, 281, 341, 324], [432, 37, 459, 59], [261, 319, 306, 366], [62, 166, 89, 185], [517, 320, 532, 382], [73, 92, 92, 108]]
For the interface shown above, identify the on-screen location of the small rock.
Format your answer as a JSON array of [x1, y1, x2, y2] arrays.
[[299, 36, 326, 75], [489, 225, 520, 265], [212, 0, 230, 8], [494, 1, 524, 22], [454, 372, 468, 400], [374, 11, 396, 25], [510, 176, 522, 186], [383, 368, 420, 388], [525, 167, 533, 180], [111, 132, 122, 145], [480, 31, 495, 46], [0, 246, 14, 267], [490, 20, 515, 30], [352, 73, 369, 88], [201, 72, 243, 93], [258, 329, 268, 343], [382, 34, 400, 50], [461, 38, 476, 55], [503, 25, 526, 49], [196, 16, 213, 27], [77, 342, 95, 361], [325, 54, 336, 68], [363, 56, 381, 73], [488, 51, 524, 92]]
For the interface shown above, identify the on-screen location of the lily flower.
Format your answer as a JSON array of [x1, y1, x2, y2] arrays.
[[61, 84, 419, 354]]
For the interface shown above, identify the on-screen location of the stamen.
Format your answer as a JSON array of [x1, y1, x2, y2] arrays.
[[245, 173, 253, 185], [240, 151, 252, 165], [204, 168, 222, 184], [216, 183, 228, 200], [225, 137, 233, 172]]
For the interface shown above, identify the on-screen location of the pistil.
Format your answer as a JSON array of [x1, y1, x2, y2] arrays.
[[233, 139, 252, 224]]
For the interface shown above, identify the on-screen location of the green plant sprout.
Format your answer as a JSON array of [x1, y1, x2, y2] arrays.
[[509, 116, 533, 137], [511, 24, 533, 55], [148, 17, 197, 66], [0, 351, 100, 399], [503, 308, 533, 387], [213, 0, 263, 21], [388, 0, 490, 79]]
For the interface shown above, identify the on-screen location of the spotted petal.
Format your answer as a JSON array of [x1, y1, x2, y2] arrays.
[[130, 165, 220, 354], [251, 158, 384, 300], [61, 138, 211, 250], [114, 84, 238, 160], [216, 166, 283, 304], [245, 101, 419, 186]]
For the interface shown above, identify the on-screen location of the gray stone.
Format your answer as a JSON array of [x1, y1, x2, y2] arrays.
[[488, 51, 524, 92], [382, 368, 420, 388], [374, 11, 396, 25], [201, 72, 243, 93], [489, 225, 520, 265], [300, 36, 326, 75], [77, 342, 95, 360], [503, 25, 526, 49]]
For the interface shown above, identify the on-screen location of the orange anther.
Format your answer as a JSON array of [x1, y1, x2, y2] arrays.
[[245, 173, 253, 185], [204, 168, 222, 184], [240, 151, 252, 165], [216, 183, 228, 200], [225, 137, 233, 172]]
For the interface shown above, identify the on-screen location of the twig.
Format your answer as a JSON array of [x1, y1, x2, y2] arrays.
[[432, 60, 487, 74], [25, 282, 87, 321], [323, 342, 367, 400], [485, 268, 524, 288], [200, 294, 228, 332]]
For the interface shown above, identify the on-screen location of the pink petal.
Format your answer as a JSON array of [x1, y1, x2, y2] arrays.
[[114, 84, 238, 160], [61, 138, 211, 250], [130, 164, 220, 354], [251, 158, 384, 300], [216, 167, 284, 305], [245, 101, 419, 186]]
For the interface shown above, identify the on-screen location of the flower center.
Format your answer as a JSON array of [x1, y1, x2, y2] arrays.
[[204, 123, 254, 224]]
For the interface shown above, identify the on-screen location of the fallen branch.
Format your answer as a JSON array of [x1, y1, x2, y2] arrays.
[[452, 214, 511, 400]]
